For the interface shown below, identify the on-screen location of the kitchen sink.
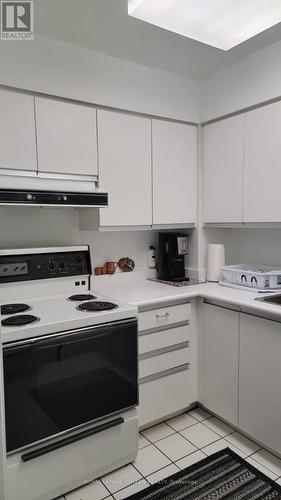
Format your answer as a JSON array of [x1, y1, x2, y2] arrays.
[[256, 294, 281, 305]]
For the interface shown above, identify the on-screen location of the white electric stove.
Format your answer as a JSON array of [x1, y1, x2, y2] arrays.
[[0, 246, 138, 500]]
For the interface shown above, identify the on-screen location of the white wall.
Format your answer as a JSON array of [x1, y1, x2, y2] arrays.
[[0, 209, 153, 271], [0, 35, 199, 122], [201, 39, 281, 122], [80, 229, 158, 271], [0, 208, 80, 248], [221, 228, 281, 267]]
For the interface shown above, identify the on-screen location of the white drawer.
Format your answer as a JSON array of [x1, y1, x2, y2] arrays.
[[139, 345, 190, 379], [7, 410, 138, 500], [138, 367, 193, 427], [138, 303, 191, 333], [139, 324, 191, 355]]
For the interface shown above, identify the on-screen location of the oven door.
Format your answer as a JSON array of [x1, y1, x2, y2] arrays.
[[3, 318, 138, 454]]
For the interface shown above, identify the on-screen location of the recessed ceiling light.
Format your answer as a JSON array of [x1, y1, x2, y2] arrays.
[[128, 0, 281, 51]]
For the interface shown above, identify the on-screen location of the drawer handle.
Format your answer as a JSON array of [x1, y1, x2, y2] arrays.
[[139, 341, 190, 360], [21, 417, 124, 462], [139, 363, 190, 384], [156, 312, 170, 320]]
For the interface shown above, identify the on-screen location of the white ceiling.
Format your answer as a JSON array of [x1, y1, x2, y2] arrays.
[[35, 0, 281, 78]]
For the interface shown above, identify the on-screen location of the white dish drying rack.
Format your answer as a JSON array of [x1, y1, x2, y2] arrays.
[[221, 264, 281, 292]]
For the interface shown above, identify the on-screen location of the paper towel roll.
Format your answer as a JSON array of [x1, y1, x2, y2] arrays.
[[207, 244, 225, 282]]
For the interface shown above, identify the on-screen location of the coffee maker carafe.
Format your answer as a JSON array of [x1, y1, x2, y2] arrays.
[[157, 232, 189, 282]]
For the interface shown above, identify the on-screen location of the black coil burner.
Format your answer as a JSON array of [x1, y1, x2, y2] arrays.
[[1, 315, 39, 327], [78, 301, 118, 312], [68, 294, 97, 301], [1, 303, 31, 315]]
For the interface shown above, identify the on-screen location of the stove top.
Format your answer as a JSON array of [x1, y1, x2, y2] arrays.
[[0, 292, 136, 343], [1, 303, 31, 315], [78, 301, 118, 312]]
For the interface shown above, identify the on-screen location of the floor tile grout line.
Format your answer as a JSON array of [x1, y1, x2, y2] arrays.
[[246, 456, 279, 478], [137, 434, 204, 474], [143, 419, 233, 449], [200, 420, 236, 438], [184, 420, 237, 441], [141, 428, 176, 444], [165, 419, 199, 432], [145, 463, 181, 484], [101, 474, 122, 498], [153, 438, 204, 464], [246, 452, 281, 476], [178, 428, 223, 450]]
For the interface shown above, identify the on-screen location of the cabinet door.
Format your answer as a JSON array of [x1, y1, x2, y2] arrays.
[[244, 101, 281, 222], [199, 303, 239, 425], [0, 90, 37, 172], [152, 120, 197, 225], [98, 110, 152, 226], [35, 97, 98, 177], [203, 116, 244, 223], [239, 314, 281, 453]]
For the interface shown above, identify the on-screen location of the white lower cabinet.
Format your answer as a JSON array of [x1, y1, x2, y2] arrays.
[[199, 303, 239, 425], [239, 313, 281, 454], [138, 301, 196, 428]]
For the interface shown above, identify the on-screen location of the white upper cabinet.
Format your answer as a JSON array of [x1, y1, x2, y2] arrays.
[[204, 115, 244, 223], [0, 90, 37, 172], [97, 110, 152, 227], [152, 120, 197, 225], [35, 97, 98, 177], [244, 101, 281, 223]]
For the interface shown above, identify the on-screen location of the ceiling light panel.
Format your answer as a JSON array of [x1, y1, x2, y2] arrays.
[[128, 0, 281, 50]]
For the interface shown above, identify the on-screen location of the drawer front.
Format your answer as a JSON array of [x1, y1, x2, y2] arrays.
[[139, 368, 192, 427], [139, 345, 190, 379], [139, 325, 191, 355], [7, 410, 138, 500], [138, 303, 191, 333]]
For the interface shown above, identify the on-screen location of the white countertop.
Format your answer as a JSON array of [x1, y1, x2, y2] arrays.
[[92, 271, 281, 319]]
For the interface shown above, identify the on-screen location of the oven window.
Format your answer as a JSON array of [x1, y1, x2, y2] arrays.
[[4, 320, 138, 453]]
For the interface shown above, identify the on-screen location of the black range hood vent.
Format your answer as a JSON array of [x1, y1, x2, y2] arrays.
[[0, 189, 108, 207]]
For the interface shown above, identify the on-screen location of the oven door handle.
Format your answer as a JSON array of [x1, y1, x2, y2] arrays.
[[21, 417, 124, 462]]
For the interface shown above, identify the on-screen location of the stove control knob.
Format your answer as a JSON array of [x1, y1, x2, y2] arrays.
[[48, 261, 55, 271]]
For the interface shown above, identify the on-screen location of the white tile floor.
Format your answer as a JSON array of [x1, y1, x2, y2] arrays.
[[61, 409, 281, 500]]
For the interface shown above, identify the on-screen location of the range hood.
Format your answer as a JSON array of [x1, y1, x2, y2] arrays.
[[0, 189, 108, 208]]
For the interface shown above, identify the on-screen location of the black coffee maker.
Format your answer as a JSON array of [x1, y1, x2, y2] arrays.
[[157, 232, 189, 282]]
